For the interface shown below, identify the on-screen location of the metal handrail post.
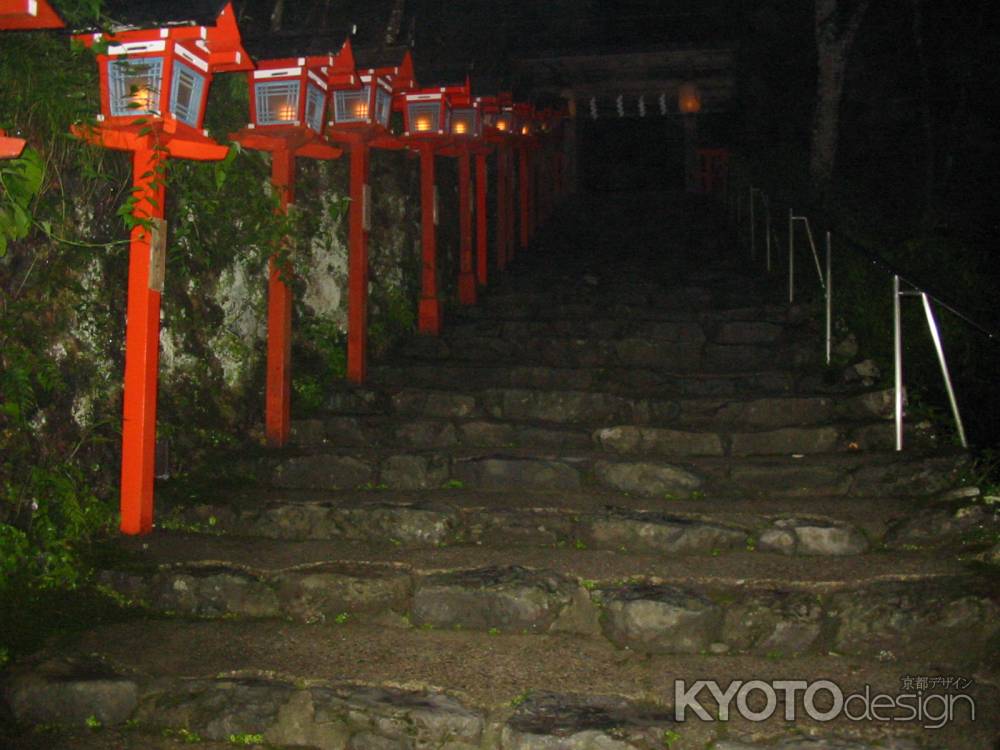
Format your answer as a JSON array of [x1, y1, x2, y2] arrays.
[[802, 219, 825, 289], [893, 274, 904, 451], [825, 231, 832, 366], [920, 293, 969, 448], [788, 208, 794, 303]]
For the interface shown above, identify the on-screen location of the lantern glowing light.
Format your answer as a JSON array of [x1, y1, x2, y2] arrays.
[[678, 82, 701, 115], [453, 120, 467, 135], [129, 85, 157, 113], [414, 116, 432, 132]]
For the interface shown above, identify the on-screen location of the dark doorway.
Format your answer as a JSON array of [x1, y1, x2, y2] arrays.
[[578, 116, 684, 192]]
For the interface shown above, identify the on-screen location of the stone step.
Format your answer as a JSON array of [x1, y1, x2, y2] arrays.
[[292, 413, 920, 459], [393, 334, 816, 372], [92, 531, 999, 665], [318, 385, 896, 432], [266, 446, 966, 499], [441, 317, 797, 347], [370, 363, 802, 398], [6, 619, 995, 749], [461, 294, 795, 322], [164, 488, 992, 554]]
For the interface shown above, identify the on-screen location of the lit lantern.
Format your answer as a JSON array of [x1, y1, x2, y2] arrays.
[[448, 80, 481, 139], [71, 3, 251, 536], [492, 92, 515, 133], [75, 4, 248, 150], [247, 56, 339, 133], [325, 41, 415, 384], [401, 86, 459, 137], [678, 82, 702, 115], [326, 40, 414, 133], [233, 52, 347, 449], [514, 102, 535, 138], [0, 0, 64, 29]]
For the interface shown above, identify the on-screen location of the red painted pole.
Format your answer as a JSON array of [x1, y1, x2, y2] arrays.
[[265, 148, 295, 447], [119, 145, 166, 535], [519, 145, 530, 249], [495, 147, 507, 273], [457, 149, 476, 305], [506, 147, 516, 264], [418, 146, 442, 334], [475, 151, 488, 287], [347, 141, 370, 382]]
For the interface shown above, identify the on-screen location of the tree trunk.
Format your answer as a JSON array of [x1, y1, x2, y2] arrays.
[[809, 0, 869, 199], [270, 0, 285, 32], [384, 0, 405, 46]]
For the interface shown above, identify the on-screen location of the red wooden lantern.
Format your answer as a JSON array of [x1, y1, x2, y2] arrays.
[[449, 81, 482, 139], [247, 55, 337, 135], [74, 3, 248, 158], [0, 0, 64, 29], [71, 3, 251, 536], [232, 53, 345, 449], [492, 92, 515, 134], [678, 82, 702, 115], [401, 82, 468, 138], [326, 41, 415, 136], [324, 42, 414, 383], [514, 102, 536, 137], [480, 93, 516, 270], [442, 81, 484, 306]]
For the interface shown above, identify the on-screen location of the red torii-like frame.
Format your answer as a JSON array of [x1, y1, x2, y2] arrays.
[[230, 54, 347, 447], [72, 2, 251, 535], [1, 0, 65, 157], [325, 40, 414, 382]]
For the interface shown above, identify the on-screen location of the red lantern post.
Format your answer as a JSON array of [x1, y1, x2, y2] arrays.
[[490, 93, 517, 269], [398, 82, 465, 334], [325, 42, 414, 382], [513, 102, 536, 250], [441, 80, 484, 305], [230, 54, 347, 447], [72, 3, 250, 535]]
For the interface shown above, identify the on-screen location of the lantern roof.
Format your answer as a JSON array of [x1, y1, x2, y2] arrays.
[[73, 1, 250, 73], [0, 0, 65, 30], [75, 0, 231, 31]]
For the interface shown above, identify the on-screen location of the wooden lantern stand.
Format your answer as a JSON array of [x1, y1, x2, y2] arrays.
[[325, 43, 413, 381], [71, 3, 250, 535], [230, 54, 349, 446]]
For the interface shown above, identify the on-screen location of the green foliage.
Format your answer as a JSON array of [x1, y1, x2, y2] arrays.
[[369, 285, 417, 355], [228, 733, 265, 746], [0, 147, 44, 257]]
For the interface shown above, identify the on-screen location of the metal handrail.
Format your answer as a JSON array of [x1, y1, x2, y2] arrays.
[[735, 181, 995, 451]]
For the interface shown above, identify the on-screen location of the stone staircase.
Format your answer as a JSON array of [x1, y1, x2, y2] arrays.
[[4, 193, 998, 750]]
